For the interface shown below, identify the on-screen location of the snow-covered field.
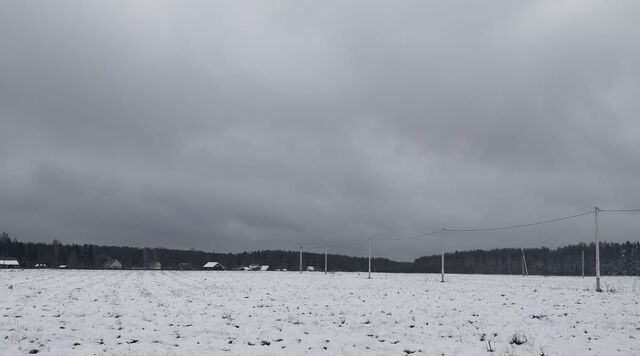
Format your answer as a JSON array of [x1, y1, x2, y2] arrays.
[[1, 270, 639, 355]]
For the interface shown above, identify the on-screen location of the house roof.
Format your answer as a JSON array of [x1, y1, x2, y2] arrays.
[[260, 265, 269, 271], [0, 259, 19, 266], [203, 262, 222, 268], [105, 260, 122, 269]]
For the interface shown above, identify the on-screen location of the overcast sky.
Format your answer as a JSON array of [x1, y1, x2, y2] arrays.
[[1, 1, 640, 260]]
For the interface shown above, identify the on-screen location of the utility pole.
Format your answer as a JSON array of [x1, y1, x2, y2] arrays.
[[324, 245, 328, 275], [581, 249, 584, 279], [440, 230, 445, 283], [299, 246, 302, 274], [368, 238, 372, 279], [595, 207, 602, 292], [521, 249, 528, 276]]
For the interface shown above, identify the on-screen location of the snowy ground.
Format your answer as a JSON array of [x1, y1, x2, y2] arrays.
[[1, 270, 639, 355]]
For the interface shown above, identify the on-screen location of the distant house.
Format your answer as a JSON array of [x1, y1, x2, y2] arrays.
[[148, 262, 161, 270], [58, 265, 68, 269], [306, 266, 315, 272], [0, 259, 20, 268], [241, 265, 266, 271], [105, 259, 123, 269], [203, 262, 224, 270], [34, 263, 47, 268]]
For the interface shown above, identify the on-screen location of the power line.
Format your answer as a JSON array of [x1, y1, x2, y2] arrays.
[[330, 240, 368, 247], [304, 239, 367, 250], [374, 229, 443, 242], [445, 210, 594, 232], [298, 208, 637, 250], [303, 229, 445, 251], [303, 244, 325, 250], [288, 207, 637, 290]]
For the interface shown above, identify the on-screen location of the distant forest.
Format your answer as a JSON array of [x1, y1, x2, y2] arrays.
[[1, 232, 639, 275]]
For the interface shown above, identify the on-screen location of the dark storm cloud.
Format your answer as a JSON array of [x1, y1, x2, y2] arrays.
[[1, 1, 640, 260]]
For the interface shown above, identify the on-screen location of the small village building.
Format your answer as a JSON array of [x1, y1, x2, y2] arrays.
[[58, 265, 68, 269], [34, 263, 47, 268], [149, 262, 161, 270], [0, 259, 20, 268], [259, 265, 269, 271], [203, 262, 225, 270], [105, 259, 123, 269], [241, 265, 261, 271], [306, 266, 315, 272]]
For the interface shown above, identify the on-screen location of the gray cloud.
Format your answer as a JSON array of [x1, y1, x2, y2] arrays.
[[1, 1, 640, 260]]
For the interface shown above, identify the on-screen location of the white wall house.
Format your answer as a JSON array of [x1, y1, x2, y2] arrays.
[[0, 259, 20, 268]]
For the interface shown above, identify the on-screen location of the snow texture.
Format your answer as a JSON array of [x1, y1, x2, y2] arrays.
[[1, 270, 639, 355]]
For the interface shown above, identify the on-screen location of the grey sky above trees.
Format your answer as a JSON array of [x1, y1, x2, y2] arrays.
[[1, 1, 639, 260]]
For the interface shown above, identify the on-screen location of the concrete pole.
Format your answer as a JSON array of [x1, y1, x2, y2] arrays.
[[595, 207, 602, 292], [324, 245, 327, 275], [581, 249, 584, 279], [299, 246, 302, 274], [521, 249, 525, 277], [521, 249, 528, 276], [368, 238, 372, 279], [440, 232, 445, 283]]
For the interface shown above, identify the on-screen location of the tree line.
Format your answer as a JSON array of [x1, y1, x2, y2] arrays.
[[413, 242, 640, 276], [1, 232, 639, 275]]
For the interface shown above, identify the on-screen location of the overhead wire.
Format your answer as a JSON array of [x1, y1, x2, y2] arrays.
[[374, 229, 444, 242], [303, 239, 368, 251], [297, 208, 638, 251], [302, 229, 444, 251], [444, 210, 594, 232]]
